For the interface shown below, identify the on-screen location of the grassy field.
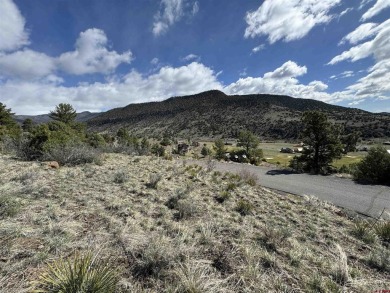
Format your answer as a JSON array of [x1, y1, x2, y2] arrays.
[[195, 141, 367, 168], [0, 153, 389, 292]]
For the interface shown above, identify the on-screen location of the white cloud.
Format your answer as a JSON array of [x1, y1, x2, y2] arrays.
[[361, 0, 390, 21], [224, 61, 334, 102], [239, 68, 247, 77], [339, 23, 379, 45], [153, 0, 198, 36], [244, 0, 341, 43], [345, 59, 390, 98], [339, 7, 353, 18], [251, 44, 265, 54], [181, 54, 200, 62], [0, 0, 29, 51], [151, 58, 159, 65], [3, 61, 338, 115], [0, 49, 55, 80], [1, 62, 222, 114], [329, 70, 354, 80], [264, 61, 307, 79], [192, 1, 199, 15], [348, 100, 365, 106], [58, 28, 132, 75], [329, 18, 390, 104], [359, 0, 375, 10], [329, 19, 390, 64]]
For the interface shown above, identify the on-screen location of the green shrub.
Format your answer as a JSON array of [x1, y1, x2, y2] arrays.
[[113, 170, 129, 184], [33, 251, 118, 292], [131, 237, 176, 279], [215, 191, 230, 203], [354, 146, 390, 185], [374, 221, 390, 243], [367, 247, 390, 272], [256, 225, 292, 252], [226, 182, 237, 191], [43, 143, 101, 166], [174, 200, 198, 220], [235, 199, 253, 216], [151, 143, 165, 157], [350, 220, 377, 244], [201, 145, 212, 157], [0, 195, 20, 219], [146, 173, 162, 189], [87, 133, 106, 148], [338, 163, 359, 175]]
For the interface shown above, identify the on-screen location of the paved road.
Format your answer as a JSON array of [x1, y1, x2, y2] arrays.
[[191, 159, 390, 218]]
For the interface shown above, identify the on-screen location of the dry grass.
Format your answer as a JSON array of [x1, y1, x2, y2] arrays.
[[0, 153, 389, 292]]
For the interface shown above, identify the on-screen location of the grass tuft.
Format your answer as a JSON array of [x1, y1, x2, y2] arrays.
[[235, 199, 253, 216]]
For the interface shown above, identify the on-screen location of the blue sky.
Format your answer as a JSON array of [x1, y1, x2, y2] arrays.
[[0, 0, 389, 114]]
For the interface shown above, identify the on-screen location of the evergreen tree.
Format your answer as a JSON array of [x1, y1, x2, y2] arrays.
[[22, 118, 34, 132], [342, 131, 361, 153], [237, 130, 260, 154], [0, 102, 20, 138], [297, 111, 343, 174], [49, 103, 77, 124], [213, 138, 226, 160]]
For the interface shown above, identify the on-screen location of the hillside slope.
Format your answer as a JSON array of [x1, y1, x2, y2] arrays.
[[88, 90, 390, 139], [0, 153, 389, 292]]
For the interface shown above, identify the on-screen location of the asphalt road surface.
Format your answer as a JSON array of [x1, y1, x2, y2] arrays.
[[191, 159, 390, 218]]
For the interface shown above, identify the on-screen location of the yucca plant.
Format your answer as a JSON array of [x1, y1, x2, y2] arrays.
[[350, 219, 376, 244], [374, 221, 390, 243], [33, 251, 118, 293]]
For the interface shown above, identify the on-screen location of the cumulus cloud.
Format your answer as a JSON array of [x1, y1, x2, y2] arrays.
[[224, 61, 334, 102], [1, 62, 222, 114], [361, 0, 390, 21], [153, 0, 199, 36], [181, 54, 200, 62], [264, 61, 307, 79], [0, 0, 29, 51], [58, 28, 132, 75], [244, 0, 341, 43], [3, 60, 345, 115], [0, 49, 56, 80]]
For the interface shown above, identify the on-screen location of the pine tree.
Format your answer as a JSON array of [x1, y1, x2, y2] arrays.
[[298, 111, 343, 174], [49, 103, 77, 124]]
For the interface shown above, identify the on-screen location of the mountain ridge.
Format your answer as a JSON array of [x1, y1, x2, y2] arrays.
[[87, 90, 390, 140], [14, 111, 100, 124]]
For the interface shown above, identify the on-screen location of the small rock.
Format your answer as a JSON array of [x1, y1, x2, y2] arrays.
[[48, 161, 60, 169]]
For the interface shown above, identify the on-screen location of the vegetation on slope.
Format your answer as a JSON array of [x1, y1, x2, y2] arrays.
[[87, 90, 390, 140], [0, 153, 389, 292]]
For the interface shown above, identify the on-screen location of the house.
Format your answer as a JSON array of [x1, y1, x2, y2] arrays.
[[294, 147, 303, 153]]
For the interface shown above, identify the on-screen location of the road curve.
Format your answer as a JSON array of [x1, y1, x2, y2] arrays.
[[190, 159, 390, 218]]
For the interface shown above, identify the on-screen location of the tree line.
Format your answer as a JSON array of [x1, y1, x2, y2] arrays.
[[1, 102, 389, 185]]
